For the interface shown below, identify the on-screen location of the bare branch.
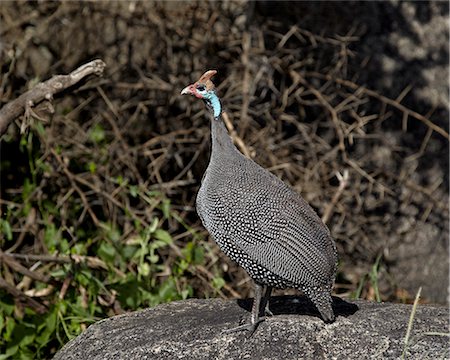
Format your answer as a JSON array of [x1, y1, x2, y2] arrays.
[[222, 111, 253, 158], [305, 71, 449, 140], [0, 276, 47, 314], [0, 59, 106, 136], [322, 170, 349, 224]]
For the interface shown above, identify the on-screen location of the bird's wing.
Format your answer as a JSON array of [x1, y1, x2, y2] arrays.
[[231, 159, 337, 287]]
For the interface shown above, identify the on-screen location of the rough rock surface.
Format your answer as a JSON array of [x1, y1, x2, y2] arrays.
[[54, 297, 449, 360]]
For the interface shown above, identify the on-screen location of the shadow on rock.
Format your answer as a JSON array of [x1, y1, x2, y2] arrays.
[[237, 295, 359, 320]]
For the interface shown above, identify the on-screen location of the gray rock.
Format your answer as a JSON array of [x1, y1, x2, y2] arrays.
[[54, 297, 449, 360]]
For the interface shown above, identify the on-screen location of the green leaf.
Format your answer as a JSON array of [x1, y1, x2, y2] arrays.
[[19, 133, 28, 152], [193, 246, 204, 265], [17, 347, 34, 359], [152, 229, 172, 245], [59, 238, 70, 254], [50, 269, 67, 279], [115, 175, 124, 185], [158, 278, 178, 302], [133, 247, 147, 260], [0, 345, 18, 360], [57, 300, 68, 316], [88, 161, 97, 174], [22, 178, 34, 201], [129, 185, 138, 198], [89, 124, 105, 143], [98, 242, 116, 263], [71, 243, 86, 255], [161, 199, 171, 219], [148, 218, 159, 234], [212, 277, 225, 290], [0, 299, 15, 316], [1, 219, 12, 241], [147, 251, 159, 264], [122, 245, 138, 260], [17, 326, 35, 348], [35, 158, 51, 173], [181, 242, 204, 265], [115, 281, 140, 308], [36, 308, 57, 347], [105, 225, 121, 243], [4, 317, 15, 341], [180, 289, 190, 300], [177, 259, 189, 272], [42, 199, 58, 216], [35, 122, 46, 136], [181, 241, 194, 262], [137, 263, 150, 277], [44, 223, 60, 253]]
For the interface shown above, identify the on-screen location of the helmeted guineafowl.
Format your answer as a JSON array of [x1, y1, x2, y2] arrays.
[[181, 70, 338, 332]]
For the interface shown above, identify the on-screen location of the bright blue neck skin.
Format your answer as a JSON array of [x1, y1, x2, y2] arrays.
[[203, 91, 222, 119]]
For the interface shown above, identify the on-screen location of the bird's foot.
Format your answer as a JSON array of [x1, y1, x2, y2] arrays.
[[265, 306, 274, 317], [222, 318, 264, 335]]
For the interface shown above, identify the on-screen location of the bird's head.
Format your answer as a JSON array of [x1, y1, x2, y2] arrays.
[[181, 70, 221, 118]]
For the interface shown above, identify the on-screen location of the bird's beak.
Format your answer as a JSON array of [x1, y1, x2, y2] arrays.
[[181, 85, 194, 95], [181, 84, 203, 99]]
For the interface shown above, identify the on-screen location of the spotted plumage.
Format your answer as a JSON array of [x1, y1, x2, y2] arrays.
[[181, 70, 338, 331]]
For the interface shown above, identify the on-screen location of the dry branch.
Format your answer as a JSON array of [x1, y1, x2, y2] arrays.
[[0, 250, 51, 284], [0, 59, 106, 136], [305, 71, 449, 140], [322, 170, 349, 224], [222, 111, 252, 158], [0, 276, 47, 314], [3, 252, 126, 278]]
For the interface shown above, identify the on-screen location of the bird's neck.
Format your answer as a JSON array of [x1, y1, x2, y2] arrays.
[[207, 94, 222, 119], [211, 114, 235, 154], [204, 94, 237, 156]]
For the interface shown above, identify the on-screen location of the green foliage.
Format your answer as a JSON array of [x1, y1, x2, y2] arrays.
[[352, 254, 383, 302], [0, 296, 100, 360], [0, 219, 13, 241], [88, 124, 105, 144], [0, 126, 214, 358], [0, 210, 209, 358]]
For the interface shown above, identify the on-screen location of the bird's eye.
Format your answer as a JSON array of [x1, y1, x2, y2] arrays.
[[196, 85, 206, 91]]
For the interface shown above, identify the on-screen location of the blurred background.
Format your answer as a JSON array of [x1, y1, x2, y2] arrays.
[[0, 1, 448, 358]]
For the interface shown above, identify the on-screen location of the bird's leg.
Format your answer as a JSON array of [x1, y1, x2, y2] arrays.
[[261, 286, 273, 317], [250, 283, 263, 326], [223, 283, 264, 334]]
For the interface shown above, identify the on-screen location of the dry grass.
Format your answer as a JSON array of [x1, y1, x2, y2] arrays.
[[0, 1, 448, 309]]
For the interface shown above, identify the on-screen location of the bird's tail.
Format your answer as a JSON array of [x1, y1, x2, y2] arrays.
[[303, 286, 335, 323]]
